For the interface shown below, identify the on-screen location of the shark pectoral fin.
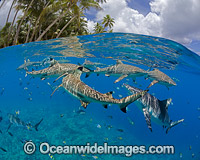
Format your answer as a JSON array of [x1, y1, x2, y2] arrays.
[[105, 74, 110, 77], [147, 80, 158, 88], [114, 75, 128, 83], [53, 72, 68, 83], [143, 108, 152, 132], [104, 91, 113, 99], [166, 119, 184, 134], [41, 77, 46, 80], [80, 100, 90, 108], [50, 84, 63, 97]]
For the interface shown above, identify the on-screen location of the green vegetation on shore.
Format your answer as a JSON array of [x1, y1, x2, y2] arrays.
[[0, 0, 115, 48]]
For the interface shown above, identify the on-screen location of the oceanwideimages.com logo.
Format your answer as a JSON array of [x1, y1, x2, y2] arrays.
[[23, 141, 175, 157]]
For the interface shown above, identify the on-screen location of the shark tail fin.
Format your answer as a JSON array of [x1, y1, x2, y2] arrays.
[[166, 119, 184, 134], [34, 118, 43, 131], [119, 89, 148, 113]]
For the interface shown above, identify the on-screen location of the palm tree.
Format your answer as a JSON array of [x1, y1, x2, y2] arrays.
[[0, 0, 6, 9], [56, 0, 101, 38], [94, 22, 104, 33], [36, 0, 75, 41], [29, 0, 56, 42], [13, 0, 35, 45], [6, 0, 17, 24], [102, 14, 115, 30], [7, 3, 20, 46]]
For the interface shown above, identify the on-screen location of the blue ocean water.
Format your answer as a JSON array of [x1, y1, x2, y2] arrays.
[[0, 33, 200, 160]]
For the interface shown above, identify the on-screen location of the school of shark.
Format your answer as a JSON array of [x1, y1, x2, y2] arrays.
[[20, 57, 184, 134]]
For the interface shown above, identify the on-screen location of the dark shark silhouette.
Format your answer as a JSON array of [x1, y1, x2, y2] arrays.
[[123, 83, 184, 133], [7, 113, 43, 132]]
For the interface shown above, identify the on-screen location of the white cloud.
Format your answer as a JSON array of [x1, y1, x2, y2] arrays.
[[87, 20, 96, 33], [94, 0, 200, 44]]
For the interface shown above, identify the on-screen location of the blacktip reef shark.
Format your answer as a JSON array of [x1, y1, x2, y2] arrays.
[[27, 61, 91, 80], [17, 59, 42, 70], [81, 59, 106, 68], [123, 83, 184, 133], [146, 68, 177, 89], [94, 60, 147, 83], [17, 57, 70, 71], [7, 113, 43, 131], [51, 67, 148, 111]]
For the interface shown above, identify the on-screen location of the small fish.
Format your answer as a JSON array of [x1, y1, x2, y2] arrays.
[[106, 125, 112, 130], [192, 153, 195, 158], [27, 98, 32, 101], [117, 129, 124, 132], [97, 124, 101, 129], [0, 130, 2, 134], [0, 147, 7, 152], [179, 152, 183, 158], [117, 137, 123, 140], [60, 114, 64, 118], [92, 156, 98, 159], [104, 137, 109, 141], [116, 87, 120, 90], [24, 87, 28, 90], [198, 116, 200, 120], [81, 154, 86, 157], [197, 107, 200, 111], [63, 141, 66, 144], [49, 153, 56, 160], [189, 145, 192, 150], [1, 88, 5, 95], [107, 115, 113, 119], [15, 110, 20, 115], [8, 131, 13, 136], [127, 117, 134, 125]]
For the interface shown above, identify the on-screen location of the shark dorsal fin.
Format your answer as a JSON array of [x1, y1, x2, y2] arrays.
[[159, 98, 172, 110], [116, 60, 123, 65], [104, 91, 113, 98]]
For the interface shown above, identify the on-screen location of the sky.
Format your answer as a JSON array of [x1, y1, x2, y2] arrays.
[[0, 0, 200, 55]]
